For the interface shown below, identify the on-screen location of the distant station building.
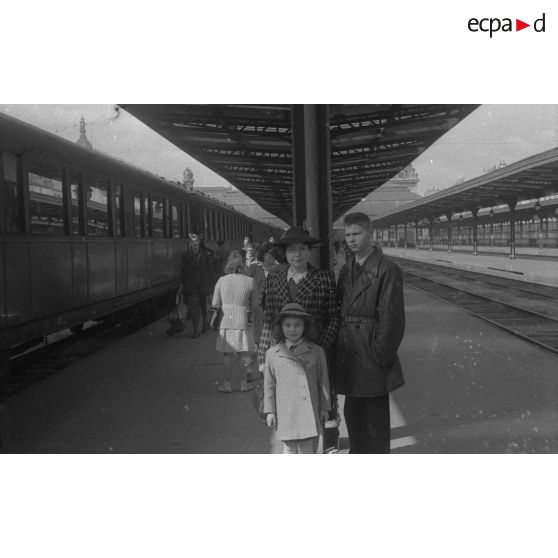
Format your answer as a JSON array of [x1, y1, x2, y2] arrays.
[[76, 116, 93, 150], [423, 186, 441, 198], [196, 184, 288, 231], [334, 164, 421, 238], [182, 167, 195, 190]]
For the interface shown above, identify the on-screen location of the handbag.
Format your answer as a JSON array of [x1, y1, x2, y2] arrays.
[[166, 291, 188, 336], [250, 373, 266, 424], [175, 291, 188, 323], [205, 305, 223, 330]]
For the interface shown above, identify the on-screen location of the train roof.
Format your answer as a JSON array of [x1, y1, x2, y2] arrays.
[[0, 112, 266, 225], [370, 146, 558, 226]]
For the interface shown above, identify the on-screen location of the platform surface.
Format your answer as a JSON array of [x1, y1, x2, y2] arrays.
[[1, 286, 557, 453], [382, 246, 558, 287]]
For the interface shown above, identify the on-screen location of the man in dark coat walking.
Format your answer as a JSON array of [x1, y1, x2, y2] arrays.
[[181, 234, 216, 337], [336, 212, 405, 453]]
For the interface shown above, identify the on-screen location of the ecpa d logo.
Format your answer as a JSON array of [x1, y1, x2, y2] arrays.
[[468, 13, 546, 37]]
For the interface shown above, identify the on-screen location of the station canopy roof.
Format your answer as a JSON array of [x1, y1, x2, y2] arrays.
[[371, 146, 558, 226], [121, 104, 478, 223]]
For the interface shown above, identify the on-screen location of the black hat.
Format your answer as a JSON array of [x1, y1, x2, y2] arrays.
[[275, 226, 321, 247]]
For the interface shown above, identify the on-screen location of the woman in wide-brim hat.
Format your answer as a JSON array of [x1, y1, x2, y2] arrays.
[[273, 226, 321, 247], [256, 225, 340, 376]]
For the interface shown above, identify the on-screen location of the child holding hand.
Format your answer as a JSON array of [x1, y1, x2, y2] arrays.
[[263, 303, 331, 454]]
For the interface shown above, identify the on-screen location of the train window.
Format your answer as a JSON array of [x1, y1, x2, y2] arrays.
[[212, 212, 217, 239], [152, 196, 164, 237], [208, 211, 213, 239], [170, 202, 179, 238], [184, 203, 190, 237], [114, 184, 124, 237], [1, 151, 22, 234], [125, 191, 142, 237], [70, 180, 80, 235], [143, 195, 149, 236], [203, 208, 209, 238], [27, 162, 65, 234], [84, 176, 109, 236]]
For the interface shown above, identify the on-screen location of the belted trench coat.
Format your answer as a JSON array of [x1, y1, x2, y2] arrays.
[[336, 248, 405, 397]]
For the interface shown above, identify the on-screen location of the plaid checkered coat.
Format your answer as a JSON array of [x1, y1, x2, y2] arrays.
[[257, 264, 339, 366]]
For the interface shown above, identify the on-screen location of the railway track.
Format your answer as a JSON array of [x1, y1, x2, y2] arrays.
[[0, 301, 170, 402], [398, 257, 558, 302], [393, 258, 558, 355]]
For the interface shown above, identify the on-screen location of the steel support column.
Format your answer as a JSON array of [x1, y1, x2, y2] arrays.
[[403, 223, 408, 249], [415, 220, 420, 250], [536, 213, 543, 249], [291, 104, 332, 269], [428, 219, 433, 251], [506, 199, 518, 259], [471, 208, 479, 256], [446, 213, 453, 252]]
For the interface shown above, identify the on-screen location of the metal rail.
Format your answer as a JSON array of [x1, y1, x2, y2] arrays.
[[396, 257, 558, 300], [399, 265, 558, 355], [1, 301, 168, 401]]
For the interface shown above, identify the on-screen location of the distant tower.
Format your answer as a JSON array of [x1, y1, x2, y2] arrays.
[[183, 167, 194, 190], [353, 163, 420, 212], [76, 116, 93, 150], [391, 164, 419, 193]]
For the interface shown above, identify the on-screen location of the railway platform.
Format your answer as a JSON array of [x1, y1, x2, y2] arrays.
[[1, 286, 557, 454], [382, 246, 558, 287]]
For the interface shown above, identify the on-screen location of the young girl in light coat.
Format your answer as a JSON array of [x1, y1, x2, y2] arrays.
[[263, 303, 331, 454]]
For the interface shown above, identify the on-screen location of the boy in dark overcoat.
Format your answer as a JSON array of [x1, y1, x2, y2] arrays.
[[336, 212, 405, 453]]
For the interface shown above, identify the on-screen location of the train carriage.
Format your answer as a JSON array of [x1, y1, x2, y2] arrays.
[[0, 113, 280, 370]]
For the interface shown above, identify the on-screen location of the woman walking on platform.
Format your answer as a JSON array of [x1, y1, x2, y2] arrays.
[[212, 251, 256, 393]]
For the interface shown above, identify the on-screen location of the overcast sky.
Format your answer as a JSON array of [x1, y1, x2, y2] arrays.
[[2, 104, 557, 199], [1, 104, 231, 189], [414, 104, 558, 193]]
